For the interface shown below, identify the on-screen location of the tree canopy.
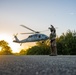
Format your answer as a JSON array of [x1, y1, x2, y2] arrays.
[[0, 40, 12, 55], [57, 30, 76, 55]]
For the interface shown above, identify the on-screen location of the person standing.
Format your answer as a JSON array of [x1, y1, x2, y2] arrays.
[[48, 25, 57, 56]]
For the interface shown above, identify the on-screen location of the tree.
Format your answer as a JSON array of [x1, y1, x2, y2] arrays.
[[56, 30, 76, 55], [19, 49, 26, 55], [0, 40, 12, 55]]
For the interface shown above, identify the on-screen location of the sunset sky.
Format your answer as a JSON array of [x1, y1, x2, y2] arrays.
[[0, 0, 76, 52]]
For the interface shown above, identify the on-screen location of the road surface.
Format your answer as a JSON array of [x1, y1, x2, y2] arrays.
[[0, 55, 76, 75]]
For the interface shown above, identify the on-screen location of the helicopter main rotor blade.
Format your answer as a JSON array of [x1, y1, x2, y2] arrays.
[[20, 25, 39, 33], [20, 32, 34, 34]]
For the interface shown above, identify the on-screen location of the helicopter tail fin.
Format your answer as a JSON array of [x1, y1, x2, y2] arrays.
[[13, 34, 20, 43]]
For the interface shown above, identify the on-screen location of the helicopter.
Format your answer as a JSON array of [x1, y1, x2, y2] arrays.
[[13, 25, 49, 45]]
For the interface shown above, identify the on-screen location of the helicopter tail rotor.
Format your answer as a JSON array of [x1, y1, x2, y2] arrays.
[[13, 33, 18, 36], [13, 33, 18, 40], [13, 33, 20, 43]]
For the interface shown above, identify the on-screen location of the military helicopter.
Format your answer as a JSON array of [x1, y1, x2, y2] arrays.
[[13, 25, 49, 45]]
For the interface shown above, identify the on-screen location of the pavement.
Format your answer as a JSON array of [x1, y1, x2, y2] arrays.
[[0, 55, 76, 75]]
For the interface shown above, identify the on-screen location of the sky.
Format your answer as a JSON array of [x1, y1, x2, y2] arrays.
[[0, 0, 76, 52]]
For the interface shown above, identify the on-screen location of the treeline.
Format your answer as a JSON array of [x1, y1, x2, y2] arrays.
[[0, 30, 76, 55]]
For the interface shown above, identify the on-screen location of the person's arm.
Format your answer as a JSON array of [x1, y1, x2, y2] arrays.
[[51, 25, 56, 33], [51, 25, 54, 29]]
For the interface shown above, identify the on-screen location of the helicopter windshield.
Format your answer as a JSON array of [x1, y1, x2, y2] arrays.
[[28, 34, 40, 38]]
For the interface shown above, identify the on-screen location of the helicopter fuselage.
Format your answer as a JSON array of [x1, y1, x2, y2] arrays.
[[13, 33, 49, 43]]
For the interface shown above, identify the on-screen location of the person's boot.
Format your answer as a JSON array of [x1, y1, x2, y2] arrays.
[[49, 53, 53, 56], [49, 47, 57, 56], [53, 47, 57, 56], [49, 49, 53, 56]]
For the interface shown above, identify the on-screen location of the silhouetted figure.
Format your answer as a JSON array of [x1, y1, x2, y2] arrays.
[[48, 25, 57, 56]]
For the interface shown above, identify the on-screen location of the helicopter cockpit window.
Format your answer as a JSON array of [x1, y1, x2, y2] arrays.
[[28, 35, 32, 38]]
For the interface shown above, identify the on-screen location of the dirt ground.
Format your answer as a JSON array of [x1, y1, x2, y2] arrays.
[[0, 55, 76, 75]]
